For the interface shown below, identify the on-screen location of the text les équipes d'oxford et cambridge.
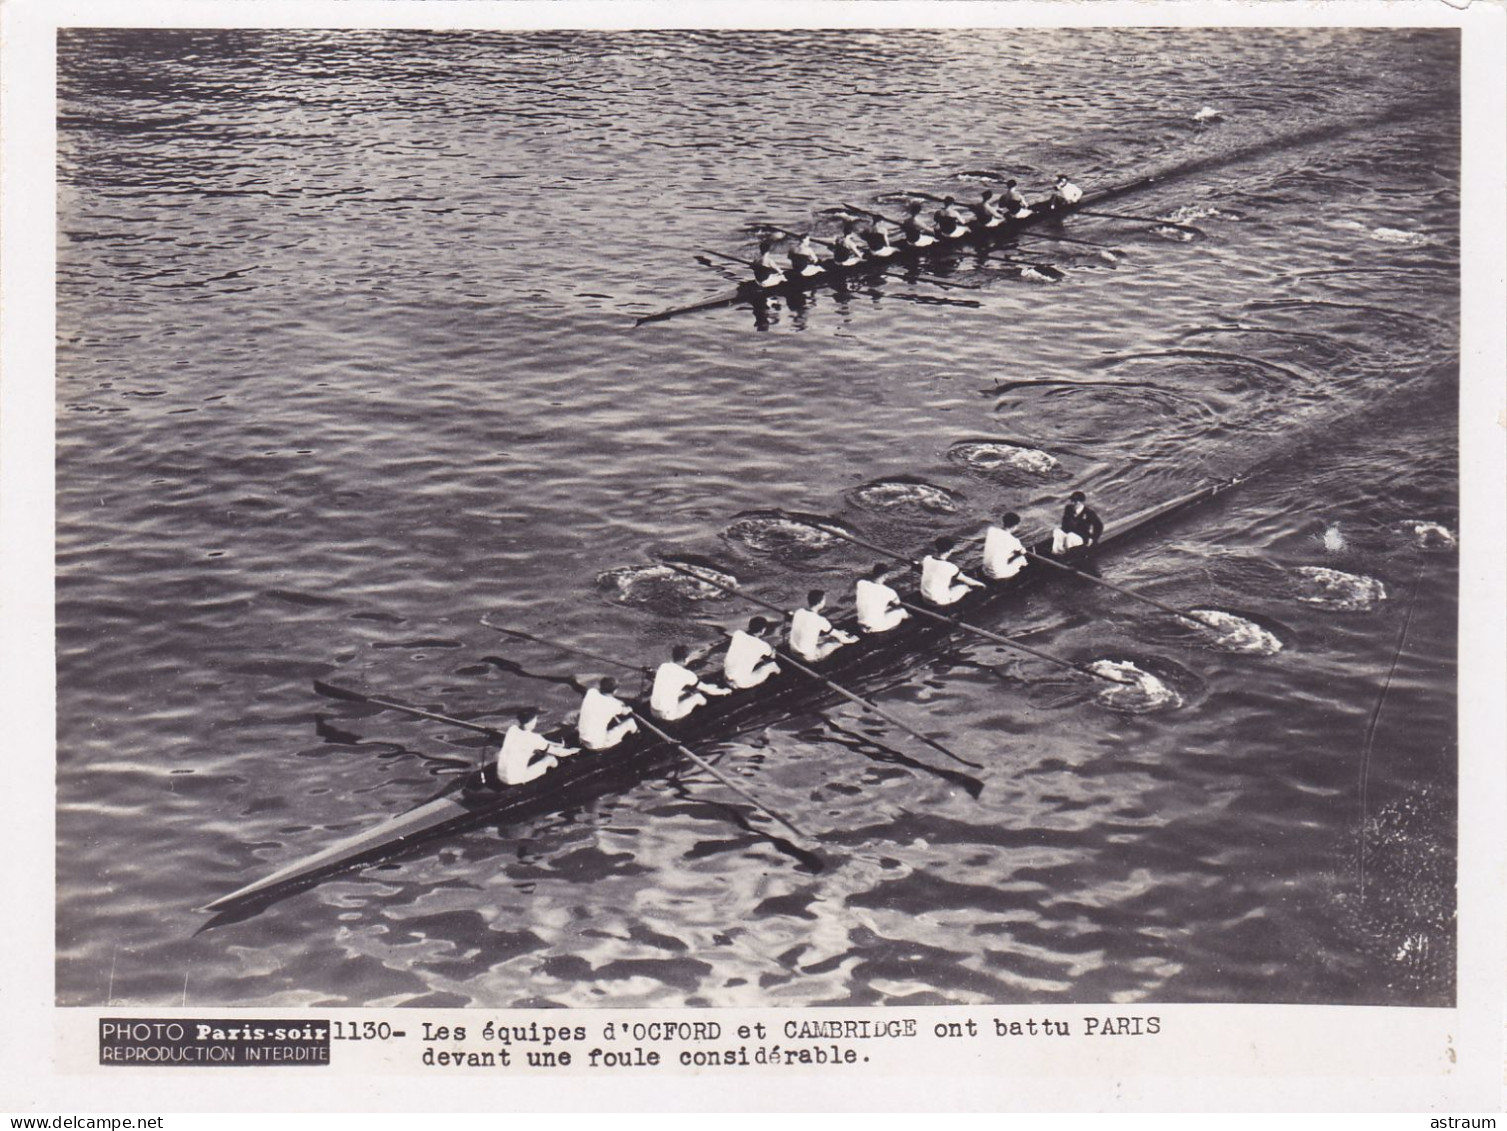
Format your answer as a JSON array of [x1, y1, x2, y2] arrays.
[[416, 1016, 1163, 1069]]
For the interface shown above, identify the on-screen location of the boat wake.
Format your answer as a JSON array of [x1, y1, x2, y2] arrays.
[[1185, 609, 1284, 655], [1088, 660, 1184, 713], [1291, 566, 1388, 612]]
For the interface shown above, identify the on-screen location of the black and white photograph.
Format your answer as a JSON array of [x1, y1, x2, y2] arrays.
[[5, 0, 1505, 1114]]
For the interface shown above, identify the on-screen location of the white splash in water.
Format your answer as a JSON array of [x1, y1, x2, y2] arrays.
[[1020, 266, 1057, 284], [853, 480, 961, 514], [1320, 523, 1347, 552], [1370, 226, 1428, 247], [948, 441, 1060, 476], [1404, 521, 1457, 551], [597, 562, 736, 604], [1192, 105, 1224, 123], [1293, 566, 1388, 611], [1088, 660, 1183, 713], [1186, 609, 1283, 655]]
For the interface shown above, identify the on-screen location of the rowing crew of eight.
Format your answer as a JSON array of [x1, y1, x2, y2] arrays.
[[497, 491, 1104, 787], [752, 175, 1084, 288]]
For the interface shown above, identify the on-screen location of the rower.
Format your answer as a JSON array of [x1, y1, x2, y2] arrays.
[[900, 201, 938, 248], [920, 537, 985, 606], [788, 233, 827, 278], [753, 237, 788, 289], [982, 511, 1028, 580], [855, 563, 909, 633], [497, 707, 578, 786], [1050, 174, 1084, 211], [833, 219, 869, 268], [1051, 490, 1104, 554], [650, 644, 730, 722], [971, 189, 1007, 230], [933, 196, 971, 240], [789, 589, 858, 662], [999, 178, 1032, 218], [862, 220, 901, 259], [577, 676, 638, 751], [723, 616, 781, 690]]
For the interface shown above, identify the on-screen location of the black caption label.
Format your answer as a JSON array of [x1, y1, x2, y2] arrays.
[[99, 1018, 331, 1066]]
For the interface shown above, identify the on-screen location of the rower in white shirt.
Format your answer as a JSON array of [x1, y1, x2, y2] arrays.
[[576, 676, 638, 751], [855, 563, 909, 633], [789, 590, 857, 662], [920, 537, 985, 606], [722, 616, 781, 690], [651, 644, 730, 721], [982, 511, 1028, 581], [1050, 174, 1084, 210], [497, 707, 578, 786]]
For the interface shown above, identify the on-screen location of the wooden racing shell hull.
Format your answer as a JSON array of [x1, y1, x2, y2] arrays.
[[202, 477, 1239, 916]]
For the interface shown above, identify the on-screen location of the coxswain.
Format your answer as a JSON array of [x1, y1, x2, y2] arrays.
[[789, 590, 858, 662], [933, 196, 972, 240], [982, 511, 1028, 580], [920, 537, 984, 606], [1051, 490, 1104, 554], [901, 201, 938, 248], [788, 233, 826, 278], [855, 563, 909, 633], [498, 707, 578, 786], [651, 644, 730, 722], [833, 219, 869, 268], [971, 190, 1007, 230], [753, 237, 788, 289], [723, 616, 781, 690], [1050, 174, 1084, 211], [577, 676, 638, 751], [999, 178, 1032, 218]]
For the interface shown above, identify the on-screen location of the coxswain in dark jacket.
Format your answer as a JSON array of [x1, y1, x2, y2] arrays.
[[1052, 490, 1104, 554]]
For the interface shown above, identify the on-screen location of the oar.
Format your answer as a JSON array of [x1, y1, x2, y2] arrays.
[[700, 247, 755, 268], [313, 680, 503, 736], [1022, 550, 1216, 628], [486, 625, 809, 841], [893, 598, 1126, 685], [656, 559, 982, 769], [484, 622, 646, 675], [1015, 230, 1123, 252], [627, 710, 808, 840], [800, 523, 1128, 686], [1077, 209, 1201, 235]]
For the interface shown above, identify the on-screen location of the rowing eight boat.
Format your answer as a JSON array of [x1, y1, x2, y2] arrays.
[[633, 174, 1164, 326], [202, 475, 1239, 917]]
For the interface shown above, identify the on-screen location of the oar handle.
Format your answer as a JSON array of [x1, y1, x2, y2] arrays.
[[701, 248, 755, 267], [1022, 551, 1203, 624], [629, 710, 808, 840]]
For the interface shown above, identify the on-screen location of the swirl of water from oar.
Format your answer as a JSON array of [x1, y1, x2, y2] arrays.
[[1292, 566, 1388, 612], [1184, 609, 1284, 655], [1087, 660, 1184, 713]]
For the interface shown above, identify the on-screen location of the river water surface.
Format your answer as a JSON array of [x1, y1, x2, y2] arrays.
[[56, 27, 1459, 1009]]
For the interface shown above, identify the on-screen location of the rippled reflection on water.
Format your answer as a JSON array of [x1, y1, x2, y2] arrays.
[[55, 27, 1458, 1009]]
